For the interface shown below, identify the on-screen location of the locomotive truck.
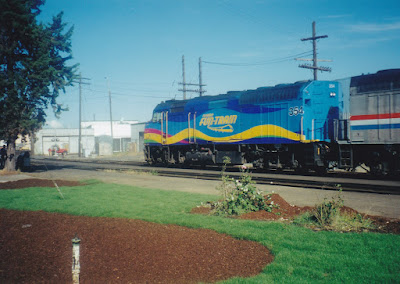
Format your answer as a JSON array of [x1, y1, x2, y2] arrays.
[[144, 69, 400, 175]]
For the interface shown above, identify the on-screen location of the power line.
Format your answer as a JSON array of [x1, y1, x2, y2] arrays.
[[81, 87, 172, 99], [86, 83, 171, 94], [216, 0, 300, 38], [203, 51, 313, 66]]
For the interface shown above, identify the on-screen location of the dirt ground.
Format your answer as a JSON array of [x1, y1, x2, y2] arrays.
[[0, 178, 82, 189], [0, 179, 273, 283]]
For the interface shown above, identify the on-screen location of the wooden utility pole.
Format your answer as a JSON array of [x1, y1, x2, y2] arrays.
[[182, 55, 187, 99], [106, 77, 114, 151], [79, 74, 82, 157], [76, 73, 90, 158], [297, 21, 331, 80], [198, 57, 206, 97]]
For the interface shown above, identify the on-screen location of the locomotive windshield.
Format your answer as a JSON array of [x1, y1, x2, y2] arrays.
[[151, 112, 162, 122]]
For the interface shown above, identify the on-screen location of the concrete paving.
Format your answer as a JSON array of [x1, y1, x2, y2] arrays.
[[4, 166, 392, 220], [0, 173, 33, 183]]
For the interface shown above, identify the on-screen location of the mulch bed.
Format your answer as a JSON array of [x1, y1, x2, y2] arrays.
[[191, 193, 400, 234], [0, 179, 273, 283], [0, 178, 82, 189], [2, 178, 399, 283]]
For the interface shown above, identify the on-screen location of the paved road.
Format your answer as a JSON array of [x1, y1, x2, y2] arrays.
[[2, 157, 399, 219]]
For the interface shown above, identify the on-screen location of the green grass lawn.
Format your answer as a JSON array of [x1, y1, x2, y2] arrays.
[[1, 180, 399, 283]]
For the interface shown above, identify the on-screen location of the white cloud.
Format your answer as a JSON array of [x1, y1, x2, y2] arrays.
[[322, 14, 352, 19], [348, 22, 400, 32], [331, 35, 397, 50]]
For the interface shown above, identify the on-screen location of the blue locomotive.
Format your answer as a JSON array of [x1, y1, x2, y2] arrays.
[[144, 69, 400, 174]]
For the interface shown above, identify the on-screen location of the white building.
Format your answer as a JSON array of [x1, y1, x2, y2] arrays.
[[131, 122, 146, 153], [81, 120, 138, 154], [34, 128, 95, 156]]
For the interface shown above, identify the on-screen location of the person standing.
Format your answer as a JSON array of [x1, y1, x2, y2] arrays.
[[0, 145, 7, 168]]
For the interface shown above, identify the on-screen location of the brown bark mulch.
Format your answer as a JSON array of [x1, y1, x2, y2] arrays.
[[0, 179, 273, 283], [191, 193, 400, 234], [0, 209, 273, 283], [0, 178, 82, 189]]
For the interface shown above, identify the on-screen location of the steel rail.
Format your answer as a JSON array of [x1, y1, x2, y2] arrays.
[[30, 157, 400, 195]]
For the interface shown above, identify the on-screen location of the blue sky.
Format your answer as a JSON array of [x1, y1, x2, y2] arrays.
[[40, 0, 400, 128]]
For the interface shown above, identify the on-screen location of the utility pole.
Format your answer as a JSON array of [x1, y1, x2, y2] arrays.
[[181, 55, 187, 100], [79, 74, 82, 157], [76, 73, 90, 158], [106, 77, 114, 152], [198, 57, 206, 97], [178, 56, 206, 99], [297, 21, 331, 80]]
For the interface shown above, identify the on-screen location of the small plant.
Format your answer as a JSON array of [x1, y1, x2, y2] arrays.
[[293, 211, 314, 226], [102, 169, 118, 173], [216, 157, 235, 199], [149, 169, 159, 176], [212, 162, 277, 216], [312, 192, 344, 226], [294, 189, 375, 232], [332, 212, 375, 232]]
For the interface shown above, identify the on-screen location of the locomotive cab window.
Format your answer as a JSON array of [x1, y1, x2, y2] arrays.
[[152, 112, 162, 122]]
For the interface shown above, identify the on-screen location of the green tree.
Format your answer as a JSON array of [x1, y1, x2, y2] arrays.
[[0, 0, 77, 171]]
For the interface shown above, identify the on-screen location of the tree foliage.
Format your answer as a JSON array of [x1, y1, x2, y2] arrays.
[[0, 0, 77, 170]]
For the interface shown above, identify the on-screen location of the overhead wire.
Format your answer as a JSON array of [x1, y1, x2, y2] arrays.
[[213, 1, 320, 68], [216, 0, 304, 38], [81, 87, 172, 99], [203, 51, 313, 66]]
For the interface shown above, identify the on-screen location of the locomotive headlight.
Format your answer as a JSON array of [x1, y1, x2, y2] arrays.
[[330, 92, 336, 97]]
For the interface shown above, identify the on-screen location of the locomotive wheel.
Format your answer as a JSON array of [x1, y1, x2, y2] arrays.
[[369, 161, 389, 176], [147, 158, 156, 165]]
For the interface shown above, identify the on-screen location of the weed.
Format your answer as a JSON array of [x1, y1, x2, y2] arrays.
[[312, 192, 344, 226], [331, 212, 375, 232], [101, 169, 118, 173], [216, 157, 234, 199], [294, 190, 375, 232], [293, 211, 314, 226], [149, 169, 158, 176]]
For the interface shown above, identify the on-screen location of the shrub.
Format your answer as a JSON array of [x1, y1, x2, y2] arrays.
[[212, 163, 277, 216]]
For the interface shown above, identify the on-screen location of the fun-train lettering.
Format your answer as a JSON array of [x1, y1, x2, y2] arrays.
[[199, 113, 237, 127]]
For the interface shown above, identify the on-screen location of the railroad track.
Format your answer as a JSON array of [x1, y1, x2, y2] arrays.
[[31, 157, 400, 195]]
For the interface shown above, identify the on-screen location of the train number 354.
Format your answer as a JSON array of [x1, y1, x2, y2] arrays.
[[289, 106, 304, 116]]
